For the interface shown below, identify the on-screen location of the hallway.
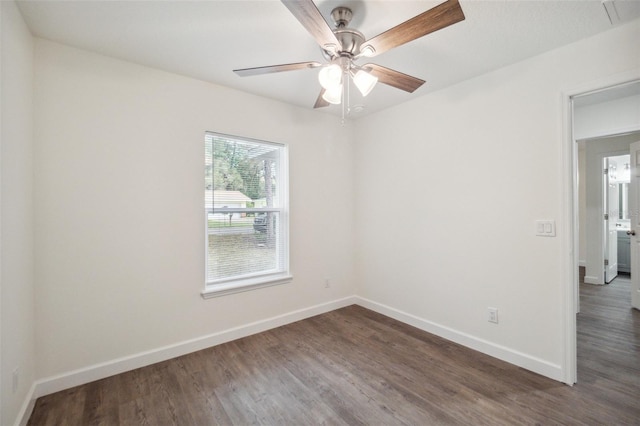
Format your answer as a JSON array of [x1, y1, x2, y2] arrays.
[[577, 272, 639, 412]]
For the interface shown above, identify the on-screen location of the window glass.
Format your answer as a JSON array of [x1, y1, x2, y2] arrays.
[[204, 133, 289, 295]]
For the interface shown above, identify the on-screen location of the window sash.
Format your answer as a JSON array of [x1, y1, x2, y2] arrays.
[[206, 211, 286, 284]]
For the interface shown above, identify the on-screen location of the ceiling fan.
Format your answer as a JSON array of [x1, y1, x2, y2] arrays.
[[233, 0, 466, 110]]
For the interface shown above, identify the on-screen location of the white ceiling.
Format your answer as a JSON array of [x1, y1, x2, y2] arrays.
[[16, 0, 640, 118]]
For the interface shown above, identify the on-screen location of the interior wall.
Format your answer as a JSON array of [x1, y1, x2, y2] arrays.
[[34, 39, 356, 380], [353, 20, 639, 378], [1, 1, 36, 425], [574, 93, 640, 140]]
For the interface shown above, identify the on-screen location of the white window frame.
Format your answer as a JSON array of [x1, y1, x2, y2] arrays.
[[202, 132, 291, 298]]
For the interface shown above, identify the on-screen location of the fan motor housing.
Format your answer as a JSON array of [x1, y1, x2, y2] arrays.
[[335, 28, 365, 57], [322, 7, 365, 60]]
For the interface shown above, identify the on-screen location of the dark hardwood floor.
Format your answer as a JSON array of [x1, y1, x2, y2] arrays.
[[28, 279, 639, 425]]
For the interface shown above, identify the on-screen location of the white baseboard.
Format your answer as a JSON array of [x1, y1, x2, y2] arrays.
[[32, 296, 357, 399], [23, 293, 566, 423], [354, 296, 563, 382], [578, 260, 586, 267], [584, 275, 603, 285], [14, 382, 37, 426]]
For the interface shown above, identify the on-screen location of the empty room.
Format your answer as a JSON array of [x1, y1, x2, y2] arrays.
[[2, 0, 639, 424]]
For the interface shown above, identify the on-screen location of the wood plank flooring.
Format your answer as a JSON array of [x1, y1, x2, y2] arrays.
[[28, 280, 640, 425]]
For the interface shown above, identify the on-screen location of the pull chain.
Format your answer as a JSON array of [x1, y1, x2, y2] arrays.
[[341, 70, 346, 125], [341, 70, 351, 126]]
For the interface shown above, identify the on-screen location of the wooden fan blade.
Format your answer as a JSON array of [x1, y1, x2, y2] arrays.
[[281, 0, 341, 53], [314, 89, 330, 108], [363, 64, 425, 93], [360, 0, 465, 58], [234, 61, 322, 77]]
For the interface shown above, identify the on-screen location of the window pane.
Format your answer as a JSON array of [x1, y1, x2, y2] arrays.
[[204, 133, 287, 286], [208, 135, 280, 209], [207, 212, 282, 282]]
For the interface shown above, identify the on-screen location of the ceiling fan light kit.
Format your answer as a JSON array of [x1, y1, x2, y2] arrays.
[[318, 57, 379, 103], [322, 84, 343, 105], [318, 63, 343, 90], [352, 69, 378, 97], [233, 0, 465, 115]]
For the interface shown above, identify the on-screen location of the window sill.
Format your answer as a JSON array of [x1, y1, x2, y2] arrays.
[[201, 274, 293, 299]]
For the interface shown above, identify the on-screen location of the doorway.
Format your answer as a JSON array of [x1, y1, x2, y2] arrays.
[[568, 78, 640, 384], [605, 154, 631, 281], [579, 140, 637, 287]]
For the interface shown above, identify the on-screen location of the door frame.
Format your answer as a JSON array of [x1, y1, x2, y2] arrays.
[[562, 70, 640, 385], [605, 154, 622, 283]]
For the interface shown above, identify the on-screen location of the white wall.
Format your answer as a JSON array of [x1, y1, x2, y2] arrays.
[[574, 94, 640, 140], [353, 20, 639, 379], [34, 39, 356, 381], [1, 1, 36, 425]]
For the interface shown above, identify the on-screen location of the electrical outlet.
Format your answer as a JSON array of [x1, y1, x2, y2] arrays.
[[487, 307, 499, 324], [324, 278, 331, 288], [12, 368, 19, 394]]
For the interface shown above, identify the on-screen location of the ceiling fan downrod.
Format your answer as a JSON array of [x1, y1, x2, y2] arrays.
[[331, 6, 352, 28]]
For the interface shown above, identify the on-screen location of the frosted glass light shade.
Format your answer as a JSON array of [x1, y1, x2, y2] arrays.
[[322, 84, 343, 104], [318, 64, 342, 90], [353, 69, 378, 97]]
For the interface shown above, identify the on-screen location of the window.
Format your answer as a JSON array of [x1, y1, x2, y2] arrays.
[[203, 132, 290, 297]]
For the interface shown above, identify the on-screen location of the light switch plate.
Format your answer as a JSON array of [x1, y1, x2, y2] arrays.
[[536, 220, 556, 237]]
